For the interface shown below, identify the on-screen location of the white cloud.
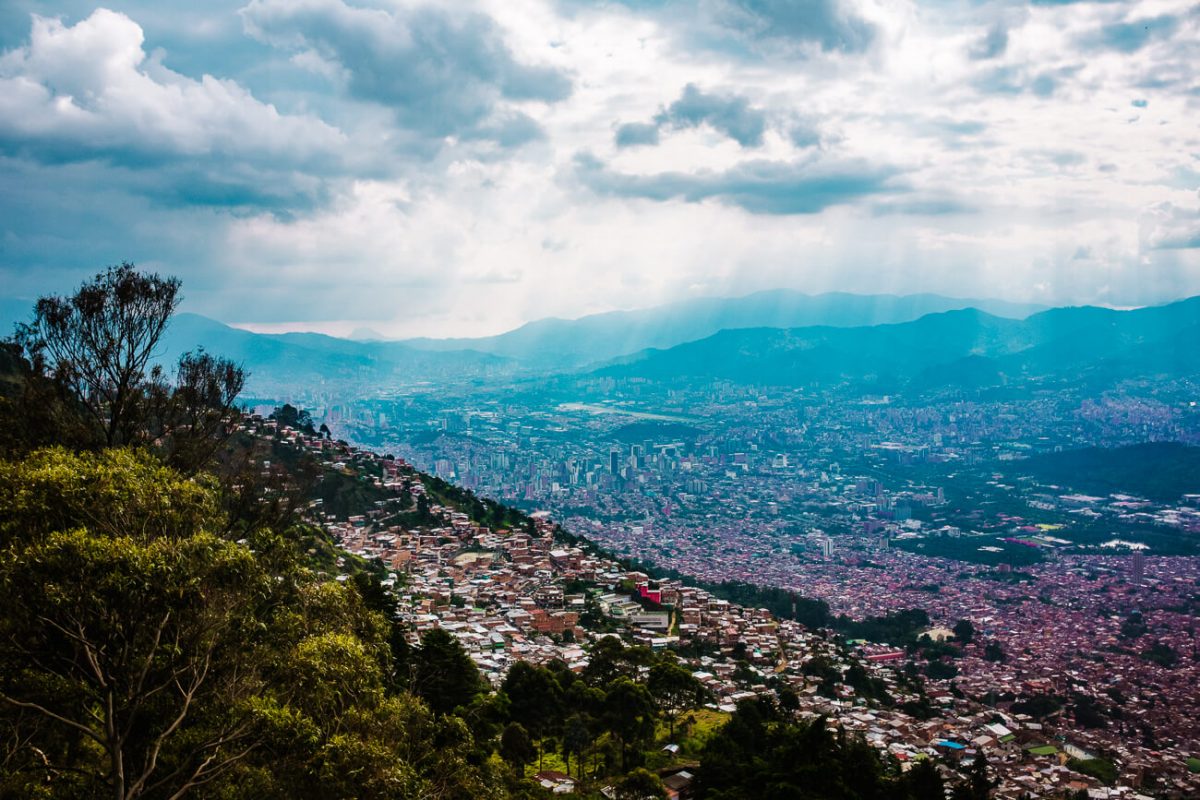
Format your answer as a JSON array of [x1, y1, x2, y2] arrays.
[[0, 9, 345, 165]]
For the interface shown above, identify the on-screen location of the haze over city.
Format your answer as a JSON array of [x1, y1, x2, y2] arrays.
[[2, 0, 1199, 338]]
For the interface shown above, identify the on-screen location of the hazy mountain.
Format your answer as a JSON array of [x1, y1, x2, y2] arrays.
[[400, 290, 1046, 369], [595, 296, 1200, 391], [160, 314, 513, 394]]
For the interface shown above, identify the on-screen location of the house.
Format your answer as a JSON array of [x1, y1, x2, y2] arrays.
[[535, 770, 576, 794], [662, 769, 695, 800]]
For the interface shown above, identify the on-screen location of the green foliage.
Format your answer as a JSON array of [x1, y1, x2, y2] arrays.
[[1140, 641, 1178, 668], [602, 678, 657, 772], [0, 447, 497, 799], [1068, 757, 1118, 786], [0, 446, 219, 546], [413, 628, 486, 716], [1016, 443, 1200, 503], [696, 699, 898, 800], [647, 659, 709, 738], [836, 608, 930, 646], [500, 722, 536, 769], [1010, 694, 1062, 719], [271, 403, 315, 435], [612, 767, 667, 800]]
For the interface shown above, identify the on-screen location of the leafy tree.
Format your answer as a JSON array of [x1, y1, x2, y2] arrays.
[[983, 641, 1006, 663], [561, 714, 593, 779], [157, 348, 244, 474], [602, 678, 656, 772], [0, 529, 268, 799], [957, 751, 995, 800], [15, 263, 181, 446], [271, 404, 315, 436], [697, 699, 895, 800], [926, 660, 958, 680], [500, 722, 535, 771], [953, 619, 975, 644], [0, 446, 218, 548], [612, 767, 666, 800], [903, 758, 946, 800], [647, 659, 707, 739], [501, 662, 562, 768], [412, 629, 484, 716]]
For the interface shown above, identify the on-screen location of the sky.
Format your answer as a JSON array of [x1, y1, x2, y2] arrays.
[[1, 0, 1198, 339]]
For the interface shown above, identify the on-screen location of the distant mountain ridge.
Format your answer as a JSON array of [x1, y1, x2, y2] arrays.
[[160, 314, 513, 393], [595, 296, 1200, 391], [137, 292, 1200, 395], [398, 290, 1047, 368]]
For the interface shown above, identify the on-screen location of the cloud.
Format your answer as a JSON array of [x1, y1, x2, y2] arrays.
[[615, 121, 660, 148], [614, 84, 771, 149], [241, 0, 571, 145], [974, 64, 1080, 98], [563, 0, 874, 59], [709, 0, 875, 55], [0, 10, 345, 174], [574, 152, 900, 214], [1082, 13, 1180, 53], [657, 83, 767, 146], [1146, 203, 1200, 250], [969, 24, 1008, 60], [788, 120, 822, 148]]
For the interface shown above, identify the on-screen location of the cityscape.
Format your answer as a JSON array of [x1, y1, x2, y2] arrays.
[[3, 0, 1200, 798]]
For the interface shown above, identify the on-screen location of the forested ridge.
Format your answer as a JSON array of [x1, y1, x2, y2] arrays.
[[0, 265, 999, 799]]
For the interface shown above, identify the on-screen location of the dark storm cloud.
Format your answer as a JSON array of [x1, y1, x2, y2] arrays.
[[574, 152, 900, 215], [241, 0, 572, 144]]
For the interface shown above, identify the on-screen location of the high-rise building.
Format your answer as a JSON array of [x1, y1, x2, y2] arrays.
[[1132, 551, 1145, 584], [610, 448, 621, 475]]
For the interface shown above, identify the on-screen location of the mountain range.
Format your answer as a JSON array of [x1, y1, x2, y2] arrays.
[[397, 290, 1045, 368], [23, 290, 1188, 395], [596, 296, 1200, 391]]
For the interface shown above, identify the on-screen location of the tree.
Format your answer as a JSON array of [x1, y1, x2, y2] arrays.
[[953, 619, 975, 644], [612, 768, 666, 800], [412, 629, 483, 716], [16, 263, 181, 446], [159, 349, 244, 474], [648, 659, 707, 739], [602, 678, 656, 772], [0, 449, 269, 800], [903, 758, 945, 800], [561, 714, 592, 779], [970, 751, 996, 799], [501, 662, 562, 769], [271, 404, 315, 436], [500, 722, 535, 771]]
